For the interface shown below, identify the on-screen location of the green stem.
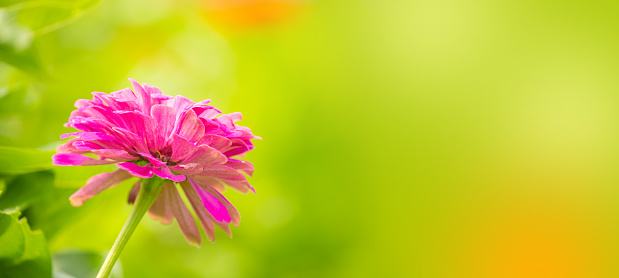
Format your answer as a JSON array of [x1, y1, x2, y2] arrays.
[[96, 177, 165, 278]]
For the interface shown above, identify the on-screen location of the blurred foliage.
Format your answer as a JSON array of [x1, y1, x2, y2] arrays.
[[0, 211, 51, 278]]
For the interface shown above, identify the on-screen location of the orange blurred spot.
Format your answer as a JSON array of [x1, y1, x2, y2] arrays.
[[457, 182, 606, 278], [199, 0, 307, 32]]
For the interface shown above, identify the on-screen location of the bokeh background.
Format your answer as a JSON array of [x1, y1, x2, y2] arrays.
[[2, 0, 619, 277]]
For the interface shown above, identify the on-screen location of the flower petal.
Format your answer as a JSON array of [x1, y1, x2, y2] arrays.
[[222, 139, 251, 157], [52, 153, 117, 166], [152, 166, 186, 182], [151, 104, 176, 149], [55, 138, 87, 154], [137, 152, 166, 168], [129, 78, 152, 114], [117, 162, 154, 178], [110, 88, 137, 102], [225, 159, 254, 176], [127, 181, 140, 204], [191, 178, 240, 225], [170, 134, 195, 162], [69, 169, 132, 206], [191, 180, 230, 223], [180, 144, 227, 167], [175, 109, 205, 143], [195, 134, 232, 151], [179, 180, 216, 242], [194, 165, 254, 193], [165, 183, 201, 246], [147, 182, 174, 225], [60, 132, 80, 139], [114, 111, 157, 152], [169, 163, 204, 176], [169, 95, 195, 114], [92, 149, 139, 161]]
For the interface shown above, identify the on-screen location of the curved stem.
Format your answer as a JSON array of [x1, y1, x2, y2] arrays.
[[96, 177, 165, 278]]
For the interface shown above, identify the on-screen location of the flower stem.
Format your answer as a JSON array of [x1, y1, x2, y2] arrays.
[[96, 177, 165, 278]]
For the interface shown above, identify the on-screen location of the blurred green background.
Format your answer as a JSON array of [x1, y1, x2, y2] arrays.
[[2, 0, 619, 277]]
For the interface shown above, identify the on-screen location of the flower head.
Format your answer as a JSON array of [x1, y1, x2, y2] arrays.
[[53, 79, 259, 245]]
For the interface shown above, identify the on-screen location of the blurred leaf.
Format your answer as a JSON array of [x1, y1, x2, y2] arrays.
[[0, 211, 25, 260], [0, 179, 6, 197], [0, 0, 31, 8], [0, 146, 53, 175], [0, 0, 100, 75], [23, 186, 81, 240], [0, 211, 51, 278], [0, 83, 28, 115], [52, 250, 123, 278], [0, 9, 41, 75], [0, 171, 54, 212], [13, 0, 100, 35]]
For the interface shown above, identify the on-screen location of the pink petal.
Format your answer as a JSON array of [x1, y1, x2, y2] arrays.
[[190, 178, 238, 224], [74, 98, 98, 109], [110, 88, 137, 102], [69, 169, 132, 206], [152, 166, 186, 182], [222, 139, 250, 157], [192, 176, 226, 192], [169, 163, 204, 176], [201, 164, 248, 182], [92, 149, 139, 161], [179, 180, 216, 242], [195, 165, 254, 193], [147, 182, 174, 224], [169, 95, 195, 115], [60, 132, 80, 139], [117, 162, 153, 178], [195, 99, 211, 105], [180, 144, 227, 167], [198, 109, 221, 119], [114, 111, 157, 151], [195, 134, 232, 151], [193, 176, 253, 194], [225, 159, 254, 176], [137, 152, 166, 168], [127, 181, 140, 204], [56, 138, 87, 154], [151, 104, 176, 149], [52, 153, 117, 166], [215, 114, 235, 130], [165, 183, 201, 246], [111, 127, 148, 153], [170, 134, 195, 162], [142, 83, 163, 95], [129, 78, 152, 114], [175, 109, 205, 143]]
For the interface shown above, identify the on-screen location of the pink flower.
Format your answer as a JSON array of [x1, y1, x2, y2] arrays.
[[53, 79, 259, 245]]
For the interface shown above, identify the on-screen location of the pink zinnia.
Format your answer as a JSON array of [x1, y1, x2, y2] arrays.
[[52, 79, 259, 246]]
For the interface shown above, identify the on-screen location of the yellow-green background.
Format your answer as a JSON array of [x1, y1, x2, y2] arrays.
[[2, 0, 619, 277]]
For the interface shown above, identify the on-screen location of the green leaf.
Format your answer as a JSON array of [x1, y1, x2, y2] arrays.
[[10, 0, 100, 35], [0, 211, 25, 260], [0, 211, 51, 278], [0, 82, 34, 116], [0, 9, 42, 75], [0, 146, 54, 175], [0, 179, 6, 197], [0, 0, 100, 75], [23, 186, 78, 240], [0, 171, 54, 212], [52, 250, 114, 278]]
